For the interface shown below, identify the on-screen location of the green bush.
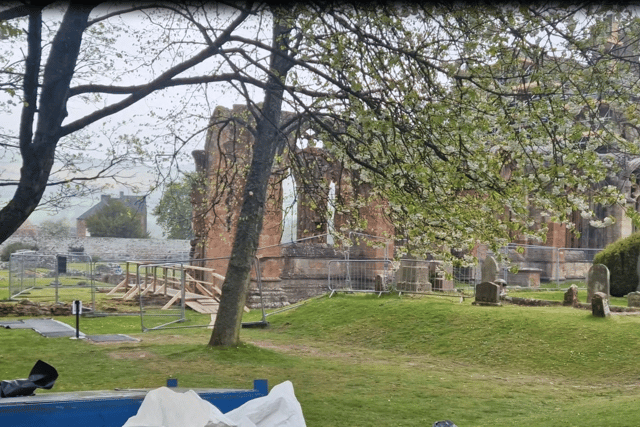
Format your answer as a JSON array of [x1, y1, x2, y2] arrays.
[[1, 242, 39, 262], [593, 233, 640, 297]]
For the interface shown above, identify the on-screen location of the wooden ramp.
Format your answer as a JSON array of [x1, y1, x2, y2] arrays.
[[186, 300, 220, 314], [107, 261, 248, 319], [160, 287, 220, 315]]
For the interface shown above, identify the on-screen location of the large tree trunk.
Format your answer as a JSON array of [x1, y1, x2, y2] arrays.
[[0, 4, 92, 243], [209, 16, 295, 347]]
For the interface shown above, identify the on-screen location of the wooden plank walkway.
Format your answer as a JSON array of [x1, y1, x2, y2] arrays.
[[161, 287, 220, 314], [106, 262, 249, 320]]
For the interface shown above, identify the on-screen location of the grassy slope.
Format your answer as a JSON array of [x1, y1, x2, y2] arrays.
[[2, 293, 640, 426]]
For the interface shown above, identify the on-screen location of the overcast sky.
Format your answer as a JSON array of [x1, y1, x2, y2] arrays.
[[0, 5, 269, 238]]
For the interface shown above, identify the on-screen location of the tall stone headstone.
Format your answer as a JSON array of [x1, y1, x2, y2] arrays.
[[592, 292, 610, 317], [586, 264, 610, 303], [481, 256, 499, 283], [473, 282, 501, 306]]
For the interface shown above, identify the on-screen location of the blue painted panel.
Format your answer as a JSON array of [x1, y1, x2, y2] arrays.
[[0, 380, 268, 427]]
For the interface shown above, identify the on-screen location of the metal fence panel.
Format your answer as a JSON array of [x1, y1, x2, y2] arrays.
[[328, 259, 393, 296], [395, 259, 474, 296], [137, 261, 188, 331], [9, 251, 42, 299], [9, 252, 93, 304], [556, 247, 603, 288], [474, 244, 603, 290], [137, 257, 264, 332]]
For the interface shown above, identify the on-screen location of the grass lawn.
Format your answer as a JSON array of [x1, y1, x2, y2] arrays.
[[2, 292, 640, 426]]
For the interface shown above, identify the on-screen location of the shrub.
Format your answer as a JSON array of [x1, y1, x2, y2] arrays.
[[593, 233, 640, 297], [1, 242, 39, 262], [85, 200, 148, 238]]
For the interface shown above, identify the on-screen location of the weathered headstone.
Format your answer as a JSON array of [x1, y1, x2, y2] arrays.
[[563, 284, 579, 307], [473, 282, 501, 306], [375, 274, 384, 293], [591, 292, 610, 317], [586, 264, 610, 303], [628, 292, 640, 308], [481, 256, 499, 283]]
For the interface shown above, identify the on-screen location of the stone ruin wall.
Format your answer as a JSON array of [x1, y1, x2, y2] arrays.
[[0, 235, 190, 262], [192, 104, 632, 302], [191, 105, 284, 282], [191, 105, 394, 307]]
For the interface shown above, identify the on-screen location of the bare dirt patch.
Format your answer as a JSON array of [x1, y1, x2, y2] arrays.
[[108, 350, 155, 360], [246, 339, 323, 356], [245, 338, 396, 365]]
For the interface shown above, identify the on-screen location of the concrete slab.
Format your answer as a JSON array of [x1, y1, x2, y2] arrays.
[[0, 320, 32, 329], [1, 318, 77, 336], [23, 318, 84, 338], [0, 318, 136, 342], [86, 334, 140, 343]]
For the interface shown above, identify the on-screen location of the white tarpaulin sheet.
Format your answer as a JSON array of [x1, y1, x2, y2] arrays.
[[122, 381, 306, 427]]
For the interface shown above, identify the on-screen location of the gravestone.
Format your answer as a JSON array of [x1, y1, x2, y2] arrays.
[[591, 292, 610, 317], [586, 264, 610, 303], [563, 284, 579, 307], [375, 274, 384, 293], [481, 256, 499, 283], [628, 292, 640, 308], [473, 282, 501, 306]]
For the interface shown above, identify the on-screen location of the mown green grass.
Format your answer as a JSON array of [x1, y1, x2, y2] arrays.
[[2, 293, 640, 426]]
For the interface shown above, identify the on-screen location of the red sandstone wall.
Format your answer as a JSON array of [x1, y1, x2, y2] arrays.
[[545, 222, 567, 248], [197, 105, 284, 278]]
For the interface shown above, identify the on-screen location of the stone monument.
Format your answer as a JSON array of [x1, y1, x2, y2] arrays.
[[630, 254, 640, 307], [481, 256, 499, 283], [563, 284, 579, 307], [586, 264, 610, 304], [591, 292, 610, 317], [628, 291, 640, 308], [473, 282, 501, 306]]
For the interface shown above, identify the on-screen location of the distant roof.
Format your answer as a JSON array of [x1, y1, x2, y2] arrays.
[[77, 192, 146, 220]]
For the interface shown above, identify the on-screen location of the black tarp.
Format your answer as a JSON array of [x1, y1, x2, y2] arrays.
[[0, 360, 58, 398]]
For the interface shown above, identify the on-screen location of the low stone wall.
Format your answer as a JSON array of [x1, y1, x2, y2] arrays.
[[0, 300, 73, 316], [0, 236, 190, 261]]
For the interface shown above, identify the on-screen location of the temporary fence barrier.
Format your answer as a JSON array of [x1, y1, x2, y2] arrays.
[[555, 247, 603, 288], [8, 250, 41, 299], [87, 252, 190, 316], [128, 256, 265, 332], [395, 259, 474, 297], [474, 244, 603, 290], [328, 259, 393, 296], [9, 252, 93, 305]]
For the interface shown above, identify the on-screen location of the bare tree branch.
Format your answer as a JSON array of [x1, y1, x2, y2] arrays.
[[59, 8, 252, 137]]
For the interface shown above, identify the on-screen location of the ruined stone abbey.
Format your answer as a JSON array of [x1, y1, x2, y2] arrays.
[[190, 103, 640, 305]]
